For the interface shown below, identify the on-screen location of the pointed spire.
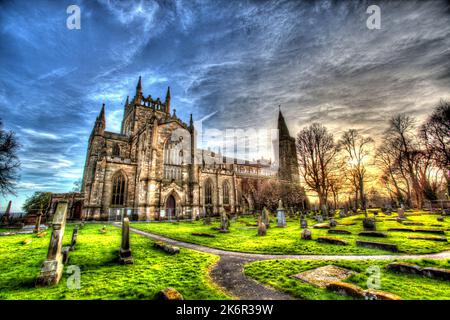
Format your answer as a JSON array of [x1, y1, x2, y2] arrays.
[[165, 86, 171, 113], [125, 95, 129, 106], [99, 103, 105, 122], [189, 113, 194, 131], [278, 106, 290, 138], [136, 76, 142, 93]]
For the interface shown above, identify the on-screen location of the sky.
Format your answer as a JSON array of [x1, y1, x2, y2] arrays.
[[0, 0, 449, 211]]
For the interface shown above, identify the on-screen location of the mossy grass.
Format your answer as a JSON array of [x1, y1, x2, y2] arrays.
[[244, 258, 450, 300], [131, 211, 450, 255], [0, 223, 229, 300]]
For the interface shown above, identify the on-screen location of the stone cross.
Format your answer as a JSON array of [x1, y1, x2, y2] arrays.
[[70, 225, 79, 251], [277, 200, 286, 227], [36, 201, 68, 287], [119, 216, 133, 264]]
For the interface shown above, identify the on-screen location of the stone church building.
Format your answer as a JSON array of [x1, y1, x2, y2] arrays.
[[51, 77, 299, 221]]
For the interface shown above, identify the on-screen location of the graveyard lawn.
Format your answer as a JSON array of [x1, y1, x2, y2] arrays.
[[0, 224, 229, 300], [131, 211, 450, 255], [244, 258, 450, 300]]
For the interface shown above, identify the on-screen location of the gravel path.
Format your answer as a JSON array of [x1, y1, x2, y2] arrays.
[[128, 226, 450, 300]]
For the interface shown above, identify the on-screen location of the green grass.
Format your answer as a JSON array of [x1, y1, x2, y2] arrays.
[[131, 211, 450, 255], [0, 224, 229, 300], [244, 258, 450, 300]]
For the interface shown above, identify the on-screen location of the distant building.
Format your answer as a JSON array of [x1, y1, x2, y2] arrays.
[[50, 77, 300, 220]]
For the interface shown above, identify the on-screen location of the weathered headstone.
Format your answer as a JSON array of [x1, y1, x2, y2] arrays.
[[1, 200, 12, 224], [36, 201, 68, 287], [397, 208, 405, 218], [339, 209, 346, 218], [33, 213, 42, 234], [300, 217, 308, 229], [316, 215, 324, 223], [262, 207, 270, 228], [119, 216, 133, 264], [329, 218, 337, 228], [219, 212, 229, 233], [276, 200, 286, 227], [301, 228, 312, 240], [363, 217, 376, 231], [257, 216, 267, 236], [70, 225, 79, 251]]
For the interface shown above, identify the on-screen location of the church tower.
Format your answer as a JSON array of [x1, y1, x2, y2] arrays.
[[277, 108, 299, 183]]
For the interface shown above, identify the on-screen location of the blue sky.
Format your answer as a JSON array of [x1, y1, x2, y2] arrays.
[[1, 0, 449, 211]]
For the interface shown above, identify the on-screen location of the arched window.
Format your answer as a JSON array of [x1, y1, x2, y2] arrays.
[[111, 172, 126, 206], [223, 181, 230, 205], [112, 143, 120, 157], [164, 139, 182, 181], [204, 179, 213, 206]]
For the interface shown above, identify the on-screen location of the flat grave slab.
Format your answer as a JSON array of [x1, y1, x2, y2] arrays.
[[290, 265, 355, 288]]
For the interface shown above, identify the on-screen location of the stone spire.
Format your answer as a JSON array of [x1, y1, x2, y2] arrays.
[[136, 76, 142, 94], [189, 113, 194, 130], [165, 86, 171, 113], [93, 103, 105, 135], [135, 76, 142, 104], [278, 107, 291, 139]]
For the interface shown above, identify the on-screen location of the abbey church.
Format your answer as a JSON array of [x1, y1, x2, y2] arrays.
[[50, 77, 300, 221]]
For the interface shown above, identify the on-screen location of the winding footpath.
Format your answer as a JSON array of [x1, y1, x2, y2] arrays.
[[128, 227, 450, 300]]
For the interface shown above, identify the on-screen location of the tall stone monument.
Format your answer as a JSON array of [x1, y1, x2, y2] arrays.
[[119, 216, 133, 264], [36, 201, 68, 287], [1, 200, 12, 224], [33, 205, 43, 233], [70, 225, 79, 251], [277, 199, 286, 227], [262, 207, 270, 228]]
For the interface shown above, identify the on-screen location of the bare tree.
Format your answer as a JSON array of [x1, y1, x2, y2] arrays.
[[421, 100, 450, 199], [296, 123, 337, 216], [0, 120, 20, 196], [338, 129, 374, 215], [385, 114, 423, 208]]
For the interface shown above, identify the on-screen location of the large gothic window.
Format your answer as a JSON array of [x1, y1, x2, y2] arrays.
[[223, 181, 230, 205], [164, 139, 182, 181], [111, 172, 126, 206], [204, 179, 213, 206]]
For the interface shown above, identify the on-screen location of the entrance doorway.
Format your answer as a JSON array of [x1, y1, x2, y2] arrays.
[[166, 195, 176, 220]]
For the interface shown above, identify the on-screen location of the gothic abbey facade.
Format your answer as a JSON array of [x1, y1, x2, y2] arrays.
[[52, 77, 299, 221]]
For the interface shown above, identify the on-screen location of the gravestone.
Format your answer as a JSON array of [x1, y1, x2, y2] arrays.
[[262, 207, 270, 228], [119, 216, 133, 264], [300, 217, 308, 229], [257, 216, 267, 236], [329, 218, 337, 227], [36, 201, 68, 287], [301, 228, 312, 240], [397, 208, 405, 219], [276, 200, 286, 227], [219, 212, 229, 233], [316, 215, 324, 223], [363, 217, 376, 231], [70, 225, 79, 251], [33, 213, 42, 233], [1, 200, 12, 224], [339, 209, 346, 218]]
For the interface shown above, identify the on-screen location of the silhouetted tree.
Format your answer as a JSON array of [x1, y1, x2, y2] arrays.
[[296, 123, 337, 216], [0, 120, 20, 196]]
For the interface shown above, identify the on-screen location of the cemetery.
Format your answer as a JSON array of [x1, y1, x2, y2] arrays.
[[1, 202, 449, 300]]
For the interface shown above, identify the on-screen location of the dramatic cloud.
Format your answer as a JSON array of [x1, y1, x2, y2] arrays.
[[0, 0, 449, 211]]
